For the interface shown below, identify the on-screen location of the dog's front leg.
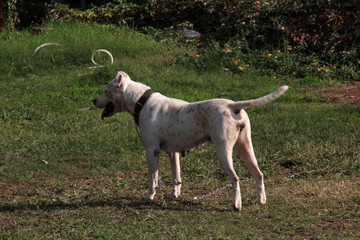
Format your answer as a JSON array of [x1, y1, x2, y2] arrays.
[[143, 149, 160, 200], [169, 152, 181, 198]]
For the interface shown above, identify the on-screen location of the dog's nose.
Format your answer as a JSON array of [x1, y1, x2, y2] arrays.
[[92, 99, 97, 106]]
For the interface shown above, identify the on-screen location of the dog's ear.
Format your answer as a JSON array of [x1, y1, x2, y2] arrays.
[[116, 71, 130, 92]]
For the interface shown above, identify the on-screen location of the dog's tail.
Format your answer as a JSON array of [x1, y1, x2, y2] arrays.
[[229, 86, 289, 112]]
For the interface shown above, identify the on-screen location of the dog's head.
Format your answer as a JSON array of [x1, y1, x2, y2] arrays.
[[93, 71, 131, 120]]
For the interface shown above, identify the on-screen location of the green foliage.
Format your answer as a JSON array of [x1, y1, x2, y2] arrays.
[[154, 0, 359, 52], [180, 39, 360, 80], [49, 1, 138, 26], [49, 1, 360, 52], [47, 0, 360, 81], [0, 0, 19, 31]]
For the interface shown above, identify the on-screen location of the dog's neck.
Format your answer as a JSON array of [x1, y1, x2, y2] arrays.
[[133, 89, 154, 126], [123, 81, 151, 116]]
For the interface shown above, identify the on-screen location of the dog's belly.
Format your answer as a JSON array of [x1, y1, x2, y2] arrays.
[[159, 133, 210, 153], [157, 111, 211, 152]]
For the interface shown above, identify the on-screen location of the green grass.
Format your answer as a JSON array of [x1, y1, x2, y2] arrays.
[[0, 21, 359, 239]]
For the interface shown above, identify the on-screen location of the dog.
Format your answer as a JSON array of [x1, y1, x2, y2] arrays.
[[93, 71, 288, 210]]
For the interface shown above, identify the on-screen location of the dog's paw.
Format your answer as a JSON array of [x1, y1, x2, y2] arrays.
[[171, 193, 179, 199], [231, 204, 241, 211], [255, 195, 266, 205], [171, 189, 181, 199], [141, 189, 157, 201], [141, 195, 155, 201]]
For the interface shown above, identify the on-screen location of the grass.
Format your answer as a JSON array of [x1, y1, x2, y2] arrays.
[[0, 21, 359, 239]]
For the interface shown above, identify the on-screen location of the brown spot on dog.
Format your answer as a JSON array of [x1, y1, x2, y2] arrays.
[[186, 108, 194, 114]]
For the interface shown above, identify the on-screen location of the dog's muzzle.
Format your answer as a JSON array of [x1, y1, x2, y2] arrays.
[[100, 102, 115, 120]]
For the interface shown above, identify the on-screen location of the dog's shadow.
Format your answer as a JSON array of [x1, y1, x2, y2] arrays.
[[0, 196, 227, 213]]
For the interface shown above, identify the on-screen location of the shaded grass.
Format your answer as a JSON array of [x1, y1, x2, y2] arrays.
[[0, 22, 359, 239], [1, 175, 359, 239]]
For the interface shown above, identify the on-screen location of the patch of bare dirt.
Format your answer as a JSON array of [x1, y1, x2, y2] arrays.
[[312, 81, 360, 105]]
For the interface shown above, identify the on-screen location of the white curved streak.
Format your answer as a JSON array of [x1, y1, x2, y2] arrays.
[[91, 49, 114, 66], [34, 43, 61, 53]]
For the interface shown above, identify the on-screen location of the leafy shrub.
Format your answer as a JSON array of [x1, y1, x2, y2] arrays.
[[49, 1, 360, 51], [0, 0, 19, 31], [286, 1, 360, 51], [43, 1, 360, 80], [16, 0, 49, 29], [48, 1, 139, 25], [0, 1, 4, 30], [50, 1, 360, 50], [180, 39, 360, 80]]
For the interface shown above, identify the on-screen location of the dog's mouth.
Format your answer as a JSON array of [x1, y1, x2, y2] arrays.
[[101, 102, 115, 120]]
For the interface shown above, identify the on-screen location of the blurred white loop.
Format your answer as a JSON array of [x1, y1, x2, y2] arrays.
[[34, 42, 61, 54], [91, 49, 114, 66], [33, 45, 114, 73]]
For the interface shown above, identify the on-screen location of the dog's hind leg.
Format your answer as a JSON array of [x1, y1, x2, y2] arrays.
[[143, 148, 160, 200], [213, 141, 242, 211], [169, 152, 181, 198], [235, 113, 266, 205]]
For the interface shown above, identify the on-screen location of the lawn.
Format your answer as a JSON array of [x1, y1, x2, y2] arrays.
[[0, 22, 359, 239]]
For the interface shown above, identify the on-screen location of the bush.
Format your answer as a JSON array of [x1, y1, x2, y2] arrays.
[[49, 1, 360, 51], [48, 1, 139, 25], [0, 0, 19, 31], [180, 38, 360, 80], [142, 1, 360, 51], [16, 0, 50, 29], [40, 1, 360, 79]]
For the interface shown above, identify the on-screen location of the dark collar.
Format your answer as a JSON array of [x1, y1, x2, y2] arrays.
[[133, 89, 154, 126]]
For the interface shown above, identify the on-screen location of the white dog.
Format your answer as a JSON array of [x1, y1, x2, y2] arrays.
[[93, 71, 288, 210]]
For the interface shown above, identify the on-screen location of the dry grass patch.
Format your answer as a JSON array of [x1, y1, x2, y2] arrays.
[[312, 81, 360, 105]]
